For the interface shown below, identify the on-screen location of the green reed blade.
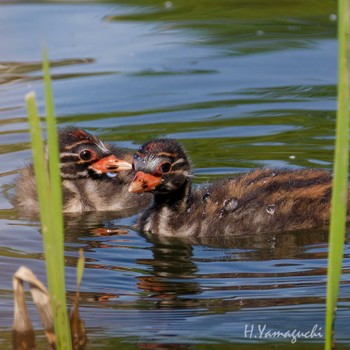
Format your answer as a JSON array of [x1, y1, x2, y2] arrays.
[[26, 54, 72, 349], [43, 47, 63, 235], [76, 249, 85, 290], [25, 92, 51, 235], [42, 51, 72, 350], [325, 0, 349, 349]]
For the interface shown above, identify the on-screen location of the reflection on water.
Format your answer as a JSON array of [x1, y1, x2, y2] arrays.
[[57, 217, 350, 346], [0, 58, 96, 85], [1, 0, 349, 349]]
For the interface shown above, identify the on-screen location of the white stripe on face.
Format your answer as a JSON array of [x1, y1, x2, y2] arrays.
[[172, 158, 185, 167], [97, 140, 110, 154]]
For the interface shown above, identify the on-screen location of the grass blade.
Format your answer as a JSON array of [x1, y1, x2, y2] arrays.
[[25, 53, 72, 349], [76, 249, 85, 290], [43, 47, 63, 230], [42, 51, 72, 350], [325, 0, 349, 349], [70, 249, 87, 349], [25, 92, 50, 235]]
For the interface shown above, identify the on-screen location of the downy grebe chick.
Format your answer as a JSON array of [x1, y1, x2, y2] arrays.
[[128, 138, 347, 237], [12, 127, 150, 215]]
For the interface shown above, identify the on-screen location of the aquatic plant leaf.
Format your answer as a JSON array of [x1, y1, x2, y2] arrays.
[[12, 266, 55, 348], [325, 0, 349, 349], [70, 249, 87, 350]]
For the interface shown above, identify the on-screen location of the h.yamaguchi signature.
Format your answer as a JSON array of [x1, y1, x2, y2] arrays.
[[244, 323, 323, 344]]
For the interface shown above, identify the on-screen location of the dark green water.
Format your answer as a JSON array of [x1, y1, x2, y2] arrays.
[[1, 1, 349, 349]]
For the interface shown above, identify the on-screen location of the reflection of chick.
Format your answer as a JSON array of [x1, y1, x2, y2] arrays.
[[136, 234, 199, 309], [129, 138, 347, 236]]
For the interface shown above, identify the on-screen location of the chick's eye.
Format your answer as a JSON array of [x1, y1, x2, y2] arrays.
[[160, 162, 171, 173], [79, 149, 94, 161]]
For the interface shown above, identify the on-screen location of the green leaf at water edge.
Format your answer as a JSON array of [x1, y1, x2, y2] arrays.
[[324, 0, 349, 349], [42, 50, 72, 350], [25, 53, 73, 349], [25, 92, 51, 237]]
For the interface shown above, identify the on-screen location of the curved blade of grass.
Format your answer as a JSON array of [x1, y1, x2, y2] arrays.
[[76, 249, 85, 290], [25, 92, 50, 236], [43, 47, 63, 233], [325, 0, 349, 349], [70, 250, 87, 349], [26, 53, 72, 349], [42, 50, 72, 350]]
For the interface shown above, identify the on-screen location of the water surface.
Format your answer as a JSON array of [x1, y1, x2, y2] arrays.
[[1, 1, 349, 349]]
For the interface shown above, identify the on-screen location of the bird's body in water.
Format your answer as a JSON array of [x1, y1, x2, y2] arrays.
[[12, 127, 150, 216], [128, 138, 349, 237]]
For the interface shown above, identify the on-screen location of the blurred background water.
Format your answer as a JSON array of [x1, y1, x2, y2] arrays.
[[1, 1, 350, 349]]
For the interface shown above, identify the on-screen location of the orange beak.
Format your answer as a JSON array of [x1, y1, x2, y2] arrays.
[[90, 155, 132, 174], [128, 171, 162, 193]]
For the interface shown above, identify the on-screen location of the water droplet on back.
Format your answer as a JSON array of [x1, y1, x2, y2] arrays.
[[202, 192, 211, 202], [107, 172, 117, 178], [223, 198, 238, 211], [266, 204, 276, 215]]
